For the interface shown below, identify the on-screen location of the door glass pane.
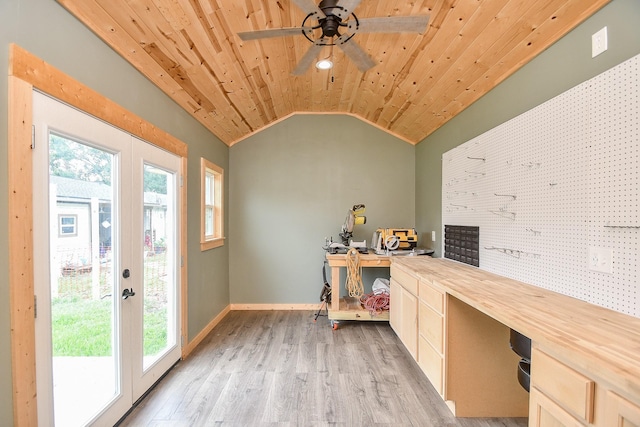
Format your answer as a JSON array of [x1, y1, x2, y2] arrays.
[[142, 164, 176, 370], [49, 133, 118, 426]]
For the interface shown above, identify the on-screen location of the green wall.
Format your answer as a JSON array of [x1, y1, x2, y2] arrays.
[[0, 0, 229, 423], [229, 114, 415, 303], [416, 0, 640, 257]]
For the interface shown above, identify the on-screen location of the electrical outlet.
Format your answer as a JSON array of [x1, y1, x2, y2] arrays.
[[589, 247, 613, 274], [592, 26, 608, 58], [431, 231, 436, 242]]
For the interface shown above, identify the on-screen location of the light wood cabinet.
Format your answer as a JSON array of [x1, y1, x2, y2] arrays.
[[530, 345, 640, 427], [390, 265, 419, 359], [419, 300, 443, 352], [387, 257, 640, 423], [389, 278, 401, 335], [605, 391, 640, 427], [400, 286, 418, 358], [390, 263, 528, 417], [418, 326, 444, 394], [529, 386, 586, 427], [530, 348, 595, 424], [417, 280, 445, 396]]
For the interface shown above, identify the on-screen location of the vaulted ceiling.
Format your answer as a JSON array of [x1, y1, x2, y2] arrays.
[[57, 0, 610, 146]]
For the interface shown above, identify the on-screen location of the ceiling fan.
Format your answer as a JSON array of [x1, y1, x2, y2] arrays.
[[237, 0, 430, 75]]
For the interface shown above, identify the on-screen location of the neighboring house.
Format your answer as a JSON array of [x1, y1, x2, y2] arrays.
[[50, 175, 167, 276]]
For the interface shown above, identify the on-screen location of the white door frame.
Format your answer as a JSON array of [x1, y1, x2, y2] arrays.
[[9, 45, 189, 426], [32, 91, 182, 426]]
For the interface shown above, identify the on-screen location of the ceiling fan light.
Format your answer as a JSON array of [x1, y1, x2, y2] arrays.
[[316, 59, 333, 70]]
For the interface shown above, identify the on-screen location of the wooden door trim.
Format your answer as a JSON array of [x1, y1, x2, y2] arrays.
[[8, 43, 189, 426], [8, 72, 37, 427]]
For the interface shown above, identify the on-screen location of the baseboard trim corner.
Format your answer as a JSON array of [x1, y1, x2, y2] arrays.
[[183, 304, 231, 357]]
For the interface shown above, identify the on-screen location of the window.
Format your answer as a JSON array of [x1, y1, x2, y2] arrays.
[[200, 158, 224, 250], [59, 214, 78, 237]]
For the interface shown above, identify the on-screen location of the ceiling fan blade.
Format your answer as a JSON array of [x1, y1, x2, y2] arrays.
[[350, 15, 430, 34], [336, 37, 376, 73], [292, 41, 325, 75], [238, 27, 311, 41], [334, 0, 363, 19], [291, 0, 324, 17]]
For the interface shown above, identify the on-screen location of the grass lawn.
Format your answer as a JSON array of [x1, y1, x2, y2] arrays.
[[52, 296, 168, 357]]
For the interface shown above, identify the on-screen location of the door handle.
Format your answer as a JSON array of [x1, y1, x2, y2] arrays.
[[122, 288, 136, 300]]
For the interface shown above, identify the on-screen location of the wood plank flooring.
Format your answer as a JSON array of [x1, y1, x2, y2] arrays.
[[119, 310, 528, 426]]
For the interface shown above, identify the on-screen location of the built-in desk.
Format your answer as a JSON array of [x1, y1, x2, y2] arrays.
[[391, 257, 640, 425]]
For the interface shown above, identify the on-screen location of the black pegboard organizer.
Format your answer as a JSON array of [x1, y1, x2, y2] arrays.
[[444, 225, 480, 267]]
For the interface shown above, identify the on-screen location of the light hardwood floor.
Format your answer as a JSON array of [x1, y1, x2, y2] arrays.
[[119, 310, 528, 426]]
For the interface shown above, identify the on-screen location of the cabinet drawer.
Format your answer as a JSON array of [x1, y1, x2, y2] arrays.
[[529, 387, 585, 427], [605, 390, 640, 427], [419, 280, 444, 313], [419, 301, 443, 353], [390, 264, 418, 296], [532, 348, 595, 423], [418, 336, 444, 395]]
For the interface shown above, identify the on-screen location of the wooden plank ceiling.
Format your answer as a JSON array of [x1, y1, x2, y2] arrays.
[[57, 0, 611, 146]]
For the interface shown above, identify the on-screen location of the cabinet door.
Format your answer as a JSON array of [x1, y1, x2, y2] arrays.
[[400, 287, 418, 359], [390, 279, 401, 335], [605, 391, 640, 427], [418, 336, 443, 395], [529, 387, 585, 427]]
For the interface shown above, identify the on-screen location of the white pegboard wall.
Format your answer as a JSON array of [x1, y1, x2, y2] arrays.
[[587, 54, 639, 315], [442, 54, 640, 318]]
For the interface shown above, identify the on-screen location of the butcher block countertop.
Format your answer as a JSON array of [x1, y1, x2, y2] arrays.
[[391, 256, 640, 405]]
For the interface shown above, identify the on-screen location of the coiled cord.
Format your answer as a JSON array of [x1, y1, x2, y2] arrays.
[[360, 292, 390, 316], [345, 248, 364, 298]]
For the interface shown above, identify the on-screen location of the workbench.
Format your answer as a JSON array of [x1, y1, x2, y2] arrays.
[[325, 252, 391, 327], [390, 256, 640, 425]]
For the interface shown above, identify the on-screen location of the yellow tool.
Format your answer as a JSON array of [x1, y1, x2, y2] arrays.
[[324, 204, 368, 254], [339, 204, 366, 245], [374, 228, 418, 251]]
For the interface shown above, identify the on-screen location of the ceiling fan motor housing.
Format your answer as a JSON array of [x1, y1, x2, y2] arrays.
[[321, 16, 341, 37], [319, 0, 342, 37], [319, 0, 339, 14]]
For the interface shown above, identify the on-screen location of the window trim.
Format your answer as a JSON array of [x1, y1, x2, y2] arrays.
[[200, 157, 225, 250]]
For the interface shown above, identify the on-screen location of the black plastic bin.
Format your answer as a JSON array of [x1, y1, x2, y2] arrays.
[[509, 329, 531, 361], [517, 359, 531, 392], [509, 329, 531, 392]]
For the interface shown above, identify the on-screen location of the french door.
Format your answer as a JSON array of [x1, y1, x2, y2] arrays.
[[32, 91, 181, 426]]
